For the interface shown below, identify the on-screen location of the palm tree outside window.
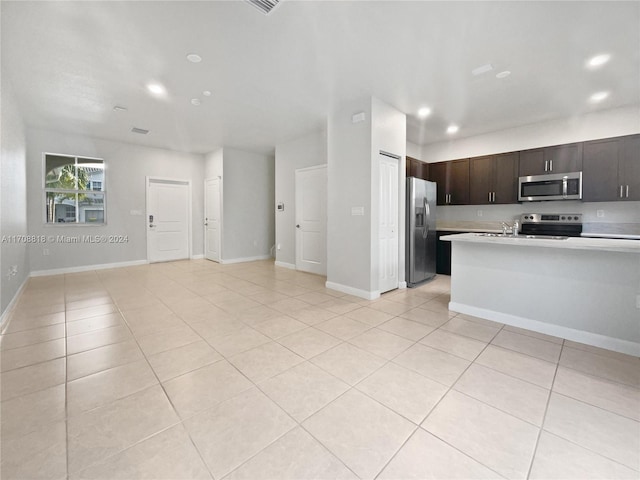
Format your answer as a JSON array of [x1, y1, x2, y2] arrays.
[[44, 153, 105, 224]]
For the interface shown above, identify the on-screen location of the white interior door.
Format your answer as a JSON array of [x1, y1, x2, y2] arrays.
[[379, 153, 399, 293], [295, 165, 327, 275], [146, 178, 190, 263], [204, 177, 221, 262]]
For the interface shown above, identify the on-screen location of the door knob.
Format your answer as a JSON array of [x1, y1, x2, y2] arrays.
[[296, 224, 301, 228]]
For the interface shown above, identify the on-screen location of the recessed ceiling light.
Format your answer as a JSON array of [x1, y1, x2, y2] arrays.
[[203, 90, 212, 97], [472, 63, 493, 76], [447, 125, 459, 134], [146, 83, 166, 96], [417, 107, 432, 118], [496, 70, 511, 79], [113, 105, 128, 111], [586, 53, 611, 69], [589, 91, 610, 103], [191, 98, 202, 106], [186, 53, 202, 63]]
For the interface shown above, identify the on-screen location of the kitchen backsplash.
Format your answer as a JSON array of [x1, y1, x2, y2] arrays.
[[437, 201, 640, 224]]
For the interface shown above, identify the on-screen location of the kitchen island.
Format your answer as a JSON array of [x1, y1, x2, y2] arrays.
[[441, 233, 640, 356]]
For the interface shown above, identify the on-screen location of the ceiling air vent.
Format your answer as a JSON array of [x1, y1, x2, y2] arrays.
[[131, 127, 149, 135], [246, 0, 280, 15]]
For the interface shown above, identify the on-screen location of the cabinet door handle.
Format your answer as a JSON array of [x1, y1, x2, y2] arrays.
[[544, 160, 548, 172], [626, 185, 629, 198], [488, 192, 491, 203], [549, 159, 553, 171], [620, 185, 624, 198], [492, 192, 496, 202]]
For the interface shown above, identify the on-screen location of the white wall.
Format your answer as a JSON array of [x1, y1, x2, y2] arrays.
[[26, 128, 206, 273], [370, 98, 407, 292], [421, 105, 640, 162], [327, 98, 373, 295], [406, 141, 421, 159], [274, 130, 327, 267], [1, 75, 29, 318], [218, 148, 275, 262], [204, 148, 223, 179]]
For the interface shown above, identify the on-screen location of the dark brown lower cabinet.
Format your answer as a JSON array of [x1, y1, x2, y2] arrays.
[[436, 231, 466, 275]]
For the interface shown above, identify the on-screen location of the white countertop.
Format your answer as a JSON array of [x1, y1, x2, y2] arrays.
[[441, 232, 640, 254]]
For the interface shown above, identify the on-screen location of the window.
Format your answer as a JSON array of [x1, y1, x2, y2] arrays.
[[44, 154, 105, 224]]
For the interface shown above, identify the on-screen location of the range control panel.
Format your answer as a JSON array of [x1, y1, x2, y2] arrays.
[[521, 213, 582, 224]]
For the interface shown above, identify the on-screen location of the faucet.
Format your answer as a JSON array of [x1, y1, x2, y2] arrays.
[[501, 222, 510, 235], [512, 220, 519, 236]]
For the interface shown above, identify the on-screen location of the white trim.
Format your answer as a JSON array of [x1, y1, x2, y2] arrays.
[[398, 281, 407, 289], [30, 259, 148, 277], [0, 276, 30, 333], [219, 255, 272, 265], [449, 302, 640, 357], [204, 177, 222, 262], [325, 281, 380, 301], [274, 261, 296, 270], [190, 254, 204, 260]]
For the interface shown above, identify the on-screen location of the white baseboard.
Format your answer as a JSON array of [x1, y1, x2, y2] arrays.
[[325, 281, 380, 301], [0, 275, 30, 333], [30, 259, 148, 277], [398, 281, 407, 289], [449, 302, 640, 357], [274, 261, 296, 270], [190, 254, 204, 260], [220, 255, 272, 265]]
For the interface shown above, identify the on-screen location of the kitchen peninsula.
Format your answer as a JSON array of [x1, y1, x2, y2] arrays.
[[441, 233, 640, 356]]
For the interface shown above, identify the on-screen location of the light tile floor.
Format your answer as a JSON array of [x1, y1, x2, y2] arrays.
[[1, 259, 639, 480]]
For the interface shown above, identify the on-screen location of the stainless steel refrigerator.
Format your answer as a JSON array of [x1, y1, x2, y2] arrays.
[[406, 177, 437, 287]]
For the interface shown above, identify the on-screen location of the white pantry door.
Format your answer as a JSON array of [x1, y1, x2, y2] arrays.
[[295, 165, 327, 275], [146, 178, 190, 263], [204, 177, 221, 262], [379, 153, 399, 293]]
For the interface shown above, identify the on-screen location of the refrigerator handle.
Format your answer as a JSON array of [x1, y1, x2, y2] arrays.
[[423, 199, 430, 239]]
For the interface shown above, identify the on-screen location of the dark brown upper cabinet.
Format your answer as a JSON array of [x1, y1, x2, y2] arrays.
[[429, 159, 470, 205], [519, 143, 583, 176], [583, 134, 640, 201], [621, 135, 640, 201], [469, 152, 518, 205], [406, 156, 429, 180]]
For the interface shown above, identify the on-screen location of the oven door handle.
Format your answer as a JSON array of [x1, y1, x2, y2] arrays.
[[562, 177, 568, 198]]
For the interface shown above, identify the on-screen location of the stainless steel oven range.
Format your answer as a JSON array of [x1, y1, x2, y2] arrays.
[[520, 213, 583, 237]]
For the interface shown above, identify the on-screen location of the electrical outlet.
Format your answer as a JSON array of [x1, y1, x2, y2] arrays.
[[43, 248, 50, 256], [10, 265, 17, 276], [596, 210, 605, 218], [477, 210, 483, 217], [277, 243, 281, 250]]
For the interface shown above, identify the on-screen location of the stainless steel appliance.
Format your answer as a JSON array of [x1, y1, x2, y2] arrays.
[[406, 177, 437, 287], [520, 213, 583, 237], [518, 172, 582, 202]]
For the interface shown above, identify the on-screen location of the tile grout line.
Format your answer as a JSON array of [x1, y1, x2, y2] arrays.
[[372, 322, 510, 479], [524, 339, 564, 479]]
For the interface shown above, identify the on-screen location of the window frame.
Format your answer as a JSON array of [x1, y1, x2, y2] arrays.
[[42, 152, 107, 226]]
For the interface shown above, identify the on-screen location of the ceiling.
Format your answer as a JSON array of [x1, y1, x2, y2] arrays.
[[2, 1, 639, 155]]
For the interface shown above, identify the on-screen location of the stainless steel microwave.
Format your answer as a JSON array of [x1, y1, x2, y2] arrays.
[[518, 172, 582, 202]]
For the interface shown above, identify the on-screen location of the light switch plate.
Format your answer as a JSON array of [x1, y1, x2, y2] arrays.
[[351, 206, 365, 216]]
